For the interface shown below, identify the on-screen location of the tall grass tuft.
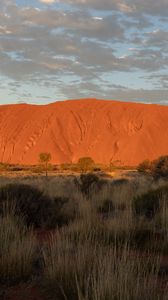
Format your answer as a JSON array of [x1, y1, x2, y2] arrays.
[[42, 229, 163, 300], [0, 207, 36, 285]]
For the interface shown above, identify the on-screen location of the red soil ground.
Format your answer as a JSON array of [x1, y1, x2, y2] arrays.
[[0, 98, 168, 166]]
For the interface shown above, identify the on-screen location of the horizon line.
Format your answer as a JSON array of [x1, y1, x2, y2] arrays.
[[0, 98, 167, 107]]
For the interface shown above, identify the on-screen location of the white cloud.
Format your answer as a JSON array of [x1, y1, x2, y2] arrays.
[[92, 17, 103, 21]]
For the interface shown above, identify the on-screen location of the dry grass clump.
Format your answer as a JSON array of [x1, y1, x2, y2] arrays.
[[0, 210, 36, 285], [42, 229, 163, 300]]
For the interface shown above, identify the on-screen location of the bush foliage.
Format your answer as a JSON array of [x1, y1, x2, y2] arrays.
[[77, 157, 95, 172], [138, 155, 168, 178], [152, 156, 168, 178], [0, 184, 55, 228], [1, 174, 168, 299], [0, 184, 76, 228], [133, 186, 168, 218], [137, 160, 152, 173], [74, 173, 106, 198]]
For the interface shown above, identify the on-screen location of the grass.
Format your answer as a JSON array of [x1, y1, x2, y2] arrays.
[[42, 231, 163, 300], [0, 211, 36, 285], [1, 172, 168, 299]]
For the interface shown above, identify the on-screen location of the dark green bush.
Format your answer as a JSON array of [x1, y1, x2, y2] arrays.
[[0, 184, 55, 228], [152, 156, 168, 178], [0, 184, 76, 229], [51, 197, 77, 228], [137, 160, 152, 173], [74, 173, 106, 198], [133, 186, 168, 218], [138, 155, 168, 178]]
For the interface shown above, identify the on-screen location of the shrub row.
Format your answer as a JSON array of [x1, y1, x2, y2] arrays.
[[138, 155, 168, 178]]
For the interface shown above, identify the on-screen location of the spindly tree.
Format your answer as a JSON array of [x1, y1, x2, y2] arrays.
[[39, 152, 51, 177]]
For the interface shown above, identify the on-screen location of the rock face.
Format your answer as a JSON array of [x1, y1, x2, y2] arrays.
[[0, 98, 168, 166]]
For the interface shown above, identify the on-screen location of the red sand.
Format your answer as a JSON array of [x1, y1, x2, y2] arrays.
[[0, 98, 168, 166]]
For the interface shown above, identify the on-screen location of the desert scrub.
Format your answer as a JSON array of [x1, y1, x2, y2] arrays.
[[0, 183, 55, 227], [74, 173, 106, 198], [133, 185, 168, 219], [137, 159, 153, 174], [49, 196, 78, 228], [138, 155, 168, 179], [0, 183, 77, 229], [0, 213, 36, 285], [152, 156, 168, 178], [42, 232, 163, 300]]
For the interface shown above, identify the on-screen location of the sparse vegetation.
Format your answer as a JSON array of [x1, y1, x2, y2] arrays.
[[0, 183, 77, 229], [138, 155, 168, 179], [74, 173, 106, 198], [152, 155, 168, 178], [1, 170, 168, 299], [0, 184, 55, 228]]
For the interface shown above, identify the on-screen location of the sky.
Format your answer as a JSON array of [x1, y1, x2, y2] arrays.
[[0, 0, 168, 105]]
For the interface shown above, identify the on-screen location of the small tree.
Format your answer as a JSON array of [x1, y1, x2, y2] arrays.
[[77, 157, 95, 173], [39, 152, 51, 177]]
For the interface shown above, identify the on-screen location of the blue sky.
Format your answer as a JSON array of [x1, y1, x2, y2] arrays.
[[0, 0, 168, 105]]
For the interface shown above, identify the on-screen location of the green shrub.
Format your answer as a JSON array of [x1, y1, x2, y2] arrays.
[[138, 155, 168, 178], [0, 184, 56, 228], [74, 173, 106, 198], [133, 186, 168, 218], [0, 184, 78, 229], [77, 157, 95, 173], [152, 156, 168, 178]]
